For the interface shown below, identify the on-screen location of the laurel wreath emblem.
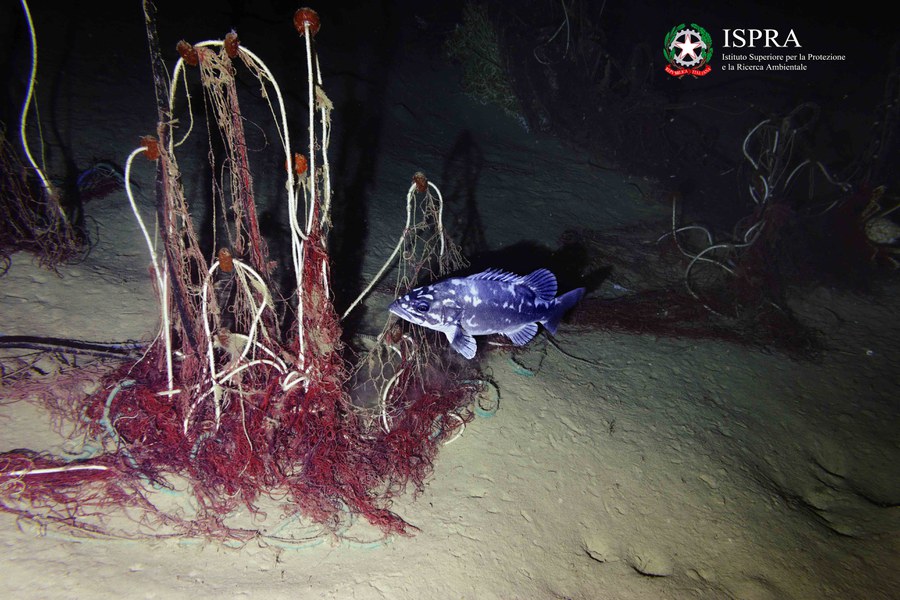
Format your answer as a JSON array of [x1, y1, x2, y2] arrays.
[[663, 23, 714, 67]]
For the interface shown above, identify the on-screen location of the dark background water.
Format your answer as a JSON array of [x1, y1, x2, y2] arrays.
[[2, 0, 897, 309]]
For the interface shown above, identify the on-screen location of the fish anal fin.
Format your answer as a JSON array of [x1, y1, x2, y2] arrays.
[[507, 322, 539, 346]]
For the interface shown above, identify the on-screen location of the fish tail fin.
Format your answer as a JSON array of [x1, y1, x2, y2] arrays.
[[543, 287, 585, 335]]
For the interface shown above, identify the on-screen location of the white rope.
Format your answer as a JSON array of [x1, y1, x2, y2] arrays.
[[124, 146, 174, 397], [17, 0, 62, 214], [341, 182, 416, 320]]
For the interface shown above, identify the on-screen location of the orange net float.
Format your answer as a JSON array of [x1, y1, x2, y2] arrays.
[[223, 30, 240, 58], [140, 136, 160, 161], [217, 248, 234, 273], [412, 171, 428, 193], [293, 7, 320, 37], [294, 153, 308, 176], [176, 40, 199, 66]]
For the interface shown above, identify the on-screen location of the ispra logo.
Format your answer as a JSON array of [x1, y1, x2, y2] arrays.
[[664, 23, 713, 77]]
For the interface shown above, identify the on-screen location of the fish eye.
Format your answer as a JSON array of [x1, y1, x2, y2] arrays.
[[413, 300, 430, 312]]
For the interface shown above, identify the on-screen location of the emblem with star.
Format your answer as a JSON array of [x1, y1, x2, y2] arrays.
[[664, 23, 714, 76]]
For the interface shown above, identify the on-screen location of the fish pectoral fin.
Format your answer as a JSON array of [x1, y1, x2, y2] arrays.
[[506, 323, 539, 346], [445, 327, 477, 359]]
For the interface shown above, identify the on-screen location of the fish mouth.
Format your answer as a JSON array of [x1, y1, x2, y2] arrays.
[[388, 300, 411, 321]]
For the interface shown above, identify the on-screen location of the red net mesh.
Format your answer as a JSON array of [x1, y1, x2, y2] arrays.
[[0, 231, 474, 540], [0, 21, 477, 543]]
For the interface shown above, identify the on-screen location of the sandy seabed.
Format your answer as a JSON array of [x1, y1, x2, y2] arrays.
[[2, 2, 898, 599]]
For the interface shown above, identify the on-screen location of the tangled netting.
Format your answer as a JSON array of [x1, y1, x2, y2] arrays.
[[1, 0, 84, 275], [0, 126, 82, 275], [566, 99, 900, 357], [0, 6, 479, 544]]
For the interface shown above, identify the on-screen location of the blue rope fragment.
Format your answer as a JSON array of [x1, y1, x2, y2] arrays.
[[461, 379, 500, 418], [101, 379, 139, 469], [508, 357, 535, 377]]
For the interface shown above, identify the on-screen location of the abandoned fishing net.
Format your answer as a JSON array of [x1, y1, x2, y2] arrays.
[[0, 1, 85, 275], [0, 7, 481, 544], [0, 130, 79, 275], [566, 102, 900, 357]]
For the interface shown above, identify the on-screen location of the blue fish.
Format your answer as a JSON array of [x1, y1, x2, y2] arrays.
[[389, 268, 584, 359]]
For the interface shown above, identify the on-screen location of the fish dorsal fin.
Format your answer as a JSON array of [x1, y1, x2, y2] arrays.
[[470, 268, 558, 300], [522, 268, 557, 300], [507, 322, 539, 346], [469, 268, 520, 284]]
